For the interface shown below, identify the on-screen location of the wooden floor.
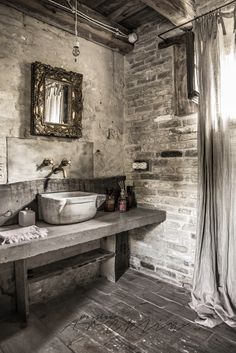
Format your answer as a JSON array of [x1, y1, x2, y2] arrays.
[[0, 270, 236, 353]]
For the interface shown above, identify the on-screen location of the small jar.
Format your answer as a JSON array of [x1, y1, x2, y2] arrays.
[[118, 190, 127, 213], [18, 208, 36, 227]]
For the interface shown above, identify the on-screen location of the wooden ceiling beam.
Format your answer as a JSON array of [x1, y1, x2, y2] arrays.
[[88, 0, 108, 10], [140, 0, 195, 26], [0, 0, 133, 54], [108, 2, 146, 22]]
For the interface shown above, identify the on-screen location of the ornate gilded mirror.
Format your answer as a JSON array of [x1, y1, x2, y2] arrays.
[[31, 62, 83, 138]]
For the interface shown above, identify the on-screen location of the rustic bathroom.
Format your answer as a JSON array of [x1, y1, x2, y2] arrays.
[[0, 0, 235, 352]]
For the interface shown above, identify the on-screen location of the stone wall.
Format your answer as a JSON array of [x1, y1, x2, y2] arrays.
[[124, 20, 198, 286], [0, 4, 125, 183]]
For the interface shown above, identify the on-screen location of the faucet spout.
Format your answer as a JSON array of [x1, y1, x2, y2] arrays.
[[48, 158, 71, 179], [52, 165, 67, 178], [62, 168, 67, 178]]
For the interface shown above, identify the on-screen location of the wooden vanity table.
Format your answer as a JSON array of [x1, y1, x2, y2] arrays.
[[0, 208, 166, 323]]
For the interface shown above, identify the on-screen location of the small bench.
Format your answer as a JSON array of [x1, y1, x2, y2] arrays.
[[0, 208, 166, 323]]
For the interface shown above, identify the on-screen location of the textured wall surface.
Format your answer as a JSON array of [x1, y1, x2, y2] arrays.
[[7, 138, 93, 183], [1, 0, 227, 314], [0, 4, 125, 183], [0, 4, 126, 317], [124, 20, 198, 286]]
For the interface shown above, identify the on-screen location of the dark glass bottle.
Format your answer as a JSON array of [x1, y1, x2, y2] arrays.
[[127, 185, 136, 209], [105, 188, 115, 212]]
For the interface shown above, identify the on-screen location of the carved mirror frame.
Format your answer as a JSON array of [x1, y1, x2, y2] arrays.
[[31, 62, 83, 138]]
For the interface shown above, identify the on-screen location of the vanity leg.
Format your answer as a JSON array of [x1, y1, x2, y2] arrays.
[[15, 259, 29, 324], [101, 235, 116, 282], [101, 232, 129, 282]]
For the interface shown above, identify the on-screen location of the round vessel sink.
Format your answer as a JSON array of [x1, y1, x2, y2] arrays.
[[39, 191, 105, 225]]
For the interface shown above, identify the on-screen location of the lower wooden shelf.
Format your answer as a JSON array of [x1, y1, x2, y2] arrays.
[[28, 248, 115, 283]]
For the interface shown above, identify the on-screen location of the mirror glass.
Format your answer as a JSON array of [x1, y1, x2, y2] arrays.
[[45, 79, 71, 125]]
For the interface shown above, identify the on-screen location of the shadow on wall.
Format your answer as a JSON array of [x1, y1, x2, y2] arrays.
[[18, 63, 31, 138]]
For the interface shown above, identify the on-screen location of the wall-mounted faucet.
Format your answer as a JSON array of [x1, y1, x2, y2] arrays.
[[42, 158, 54, 167], [43, 158, 71, 191], [51, 158, 71, 178], [37, 158, 54, 171]]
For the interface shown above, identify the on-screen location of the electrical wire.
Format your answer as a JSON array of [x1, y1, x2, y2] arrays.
[[48, 0, 128, 38], [66, 0, 121, 32]]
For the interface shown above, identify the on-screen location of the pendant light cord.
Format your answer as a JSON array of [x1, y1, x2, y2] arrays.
[[48, 0, 128, 38], [75, 0, 78, 38]]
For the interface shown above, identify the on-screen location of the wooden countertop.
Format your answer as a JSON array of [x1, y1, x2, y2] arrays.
[[0, 208, 166, 264]]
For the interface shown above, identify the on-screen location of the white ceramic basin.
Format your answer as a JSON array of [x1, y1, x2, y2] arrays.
[[38, 191, 106, 225]]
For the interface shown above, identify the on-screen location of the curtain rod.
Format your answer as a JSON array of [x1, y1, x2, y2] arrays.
[[158, 0, 236, 40]]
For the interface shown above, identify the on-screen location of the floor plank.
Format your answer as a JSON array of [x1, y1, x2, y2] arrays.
[[0, 315, 71, 353], [0, 270, 236, 353]]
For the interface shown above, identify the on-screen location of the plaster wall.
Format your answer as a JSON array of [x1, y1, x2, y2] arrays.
[[0, 4, 125, 183]]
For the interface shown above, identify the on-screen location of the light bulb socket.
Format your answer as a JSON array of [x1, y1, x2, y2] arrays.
[[128, 32, 138, 44], [72, 37, 80, 59]]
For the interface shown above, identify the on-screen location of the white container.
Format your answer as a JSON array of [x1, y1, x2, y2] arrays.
[[38, 191, 106, 225], [18, 208, 36, 227]]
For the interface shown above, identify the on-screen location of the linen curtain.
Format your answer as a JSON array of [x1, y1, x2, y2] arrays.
[[190, 8, 236, 328]]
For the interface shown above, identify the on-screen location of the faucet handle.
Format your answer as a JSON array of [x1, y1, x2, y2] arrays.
[[42, 158, 54, 167], [61, 158, 71, 167]]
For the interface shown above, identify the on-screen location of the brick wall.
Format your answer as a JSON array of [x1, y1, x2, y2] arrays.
[[124, 20, 198, 286]]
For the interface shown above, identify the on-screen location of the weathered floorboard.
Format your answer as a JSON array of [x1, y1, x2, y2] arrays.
[[0, 315, 72, 353], [1, 270, 236, 353]]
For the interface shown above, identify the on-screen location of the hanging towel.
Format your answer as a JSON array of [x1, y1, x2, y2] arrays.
[[0, 225, 48, 245]]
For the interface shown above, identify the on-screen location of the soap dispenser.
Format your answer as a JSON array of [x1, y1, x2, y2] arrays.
[[18, 208, 36, 227]]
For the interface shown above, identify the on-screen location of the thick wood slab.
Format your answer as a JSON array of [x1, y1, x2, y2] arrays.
[[28, 248, 114, 282], [0, 208, 166, 264], [15, 259, 29, 323], [141, 0, 195, 26]]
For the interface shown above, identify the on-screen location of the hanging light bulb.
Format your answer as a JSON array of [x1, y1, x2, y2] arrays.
[[72, 37, 80, 62], [72, 0, 80, 62]]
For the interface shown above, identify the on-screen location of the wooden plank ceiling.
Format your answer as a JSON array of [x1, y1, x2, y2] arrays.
[[79, 0, 163, 29], [80, 0, 195, 28], [0, 0, 196, 53]]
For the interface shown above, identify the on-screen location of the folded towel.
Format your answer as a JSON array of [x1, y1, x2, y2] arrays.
[[0, 225, 48, 245]]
